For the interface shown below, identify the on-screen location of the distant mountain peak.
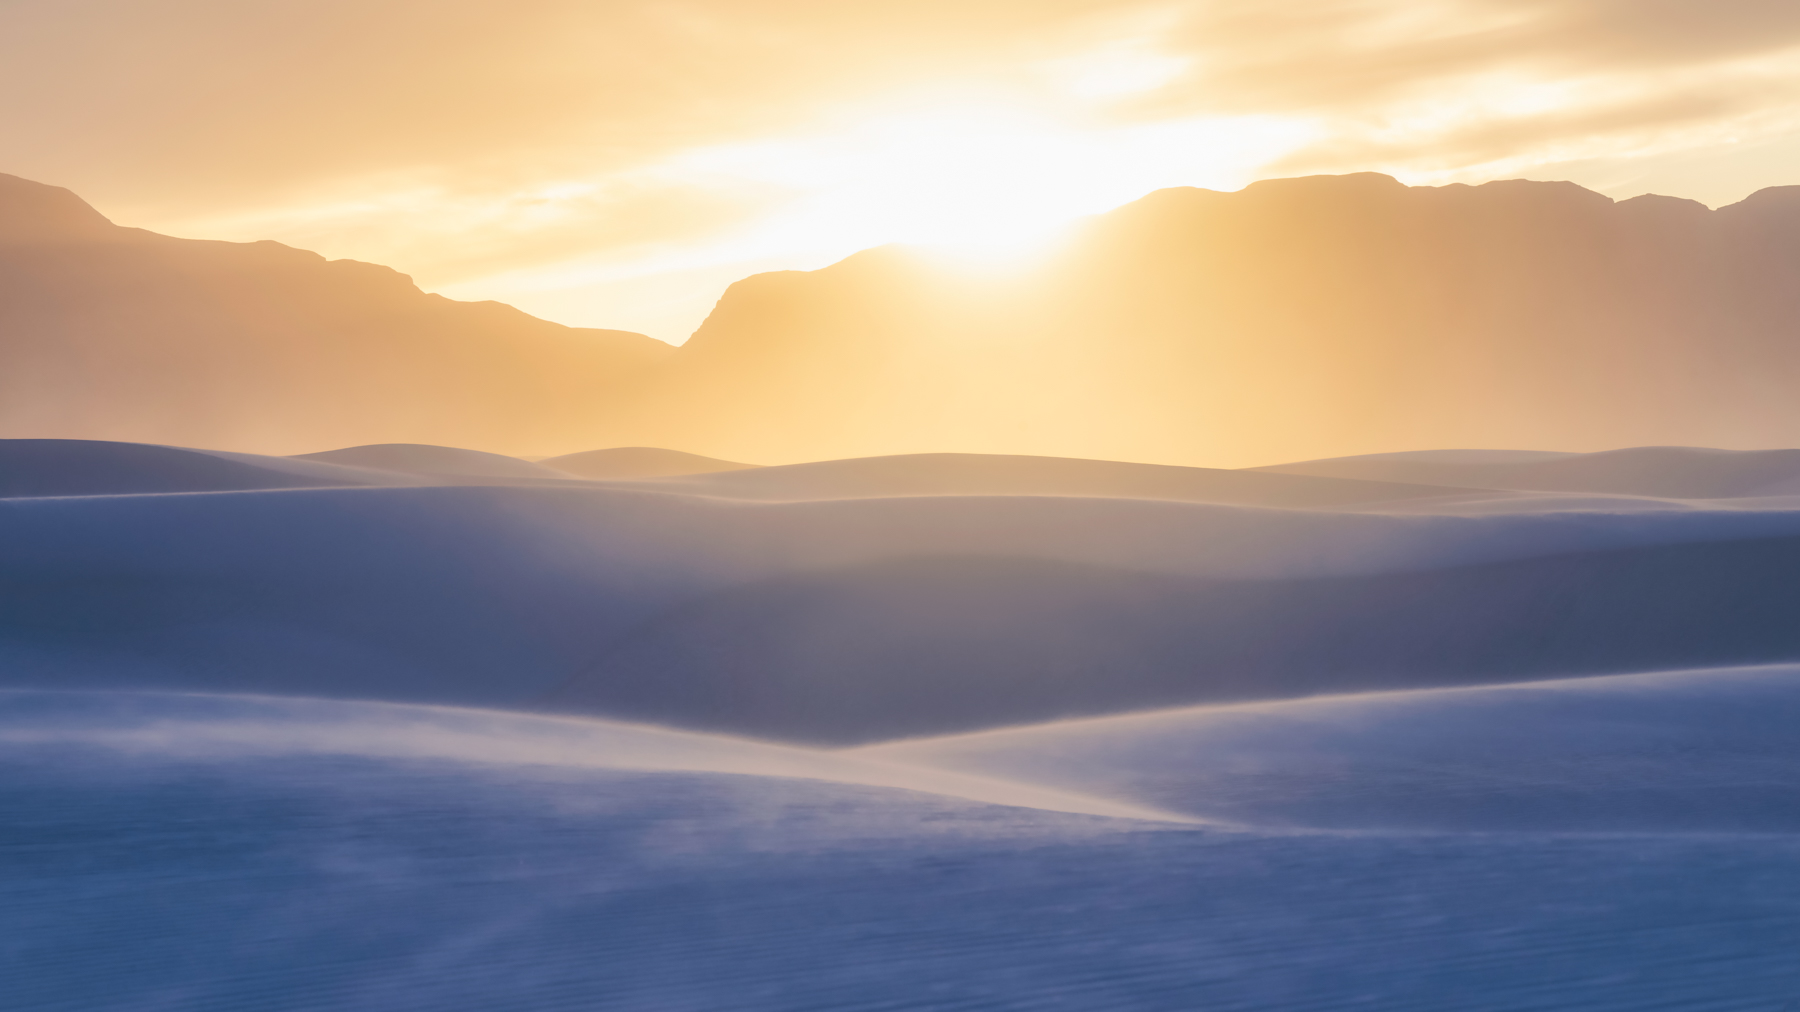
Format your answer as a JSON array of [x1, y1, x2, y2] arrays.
[[1723, 184, 1800, 214], [1616, 193, 1711, 214], [0, 172, 121, 244], [0, 173, 670, 454], [1243, 171, 1408, 195]]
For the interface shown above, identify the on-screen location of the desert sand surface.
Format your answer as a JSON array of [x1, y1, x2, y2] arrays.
[[14, 439, 1800, 741], [8, 684, 1800, 1011], [293, 442, 578, 479], [632, 451, 1478, 506], [9, 437, 1800, 1009], [1259, 445, 1800, 498], [858, 663, 1800, 831]]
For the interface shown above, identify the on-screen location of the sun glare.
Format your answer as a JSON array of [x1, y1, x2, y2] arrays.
[[420, 102, 1322, 333], [1050, 43, 1194, 100], [656, 102, 1320, 266]]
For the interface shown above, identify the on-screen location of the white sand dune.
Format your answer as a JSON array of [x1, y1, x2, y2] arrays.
[[12, 439, 1800, 745], [543, 538, 1800, 743], [10, 435, 1800, 1010], [594, 448, 1800, 514], [14, 684, 1800, 1008], [859, 664, 1800, 832], [16, 672, 1800, 834], [0, 690, 1164, 820], [24, 436, 1800, 515], [292, 442, 573, 479], [10, 440, 1800, 733], [631, 451, 1477, 507], [8, 687, 1800, 1011], [541, 446, 760, 478], [0, 438, 432, 496], [1260, 445, 1800, 498]]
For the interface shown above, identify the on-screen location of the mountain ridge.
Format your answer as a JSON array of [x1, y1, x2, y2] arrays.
[[600, 170, 1800, 466], [0, 172, 671, 456], [9, 169, 1800, 464]]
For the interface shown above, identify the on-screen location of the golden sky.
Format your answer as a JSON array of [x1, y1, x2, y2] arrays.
[[7, 0, 1800, 343]]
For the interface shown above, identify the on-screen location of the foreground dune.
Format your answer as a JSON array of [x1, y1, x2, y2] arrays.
[[0, 691, 1161, 820], [859, 664, 1800, 831], [7, 687, 1800, 1010]]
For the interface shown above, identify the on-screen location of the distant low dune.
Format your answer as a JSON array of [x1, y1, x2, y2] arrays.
[[640, 451, 1471, 506], [538, 446, 759, 478], [1258, 445, 1800, 498], [0, 438, 408, 496], [293, 443, 573, 479]]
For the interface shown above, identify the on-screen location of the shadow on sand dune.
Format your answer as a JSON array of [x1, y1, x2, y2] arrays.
[[546, 537, 1800, 744]]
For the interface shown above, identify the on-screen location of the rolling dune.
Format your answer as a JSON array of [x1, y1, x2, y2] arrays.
[[1259, 445, 1800, 498], [7, 686, 1800, 1010], [9, 438, 1800, 1009], [860, 664, 1800, 832], [539, 446, 761, 478], [12, 439, 1800, 744]]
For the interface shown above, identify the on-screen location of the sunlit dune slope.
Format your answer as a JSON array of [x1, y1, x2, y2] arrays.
[[858, 664, 1800, 833], [606, 173, 1800, 466], [1259, 445, 1800, 498], [0, 691, 1161, 821], [0, 173, 671, 456], [13, 439, 1800, 744], [293, 443, 572, 479], [540, 446, 760, 478], [640, 451, 1472, 506]]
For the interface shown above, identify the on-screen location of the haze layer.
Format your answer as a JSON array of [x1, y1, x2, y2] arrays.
[[8, 170, 1800, 462]]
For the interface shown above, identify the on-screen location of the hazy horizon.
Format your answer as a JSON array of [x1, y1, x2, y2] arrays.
[[14, 167, 1800, 464]]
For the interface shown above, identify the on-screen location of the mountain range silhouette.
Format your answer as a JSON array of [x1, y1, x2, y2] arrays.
[[0, 173, 669, 455], [5, 169, 1800, 461], [607, 171, 1800, 465]]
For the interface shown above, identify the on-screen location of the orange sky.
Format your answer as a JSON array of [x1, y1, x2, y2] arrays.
[[6, 0, 1800, 343]]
